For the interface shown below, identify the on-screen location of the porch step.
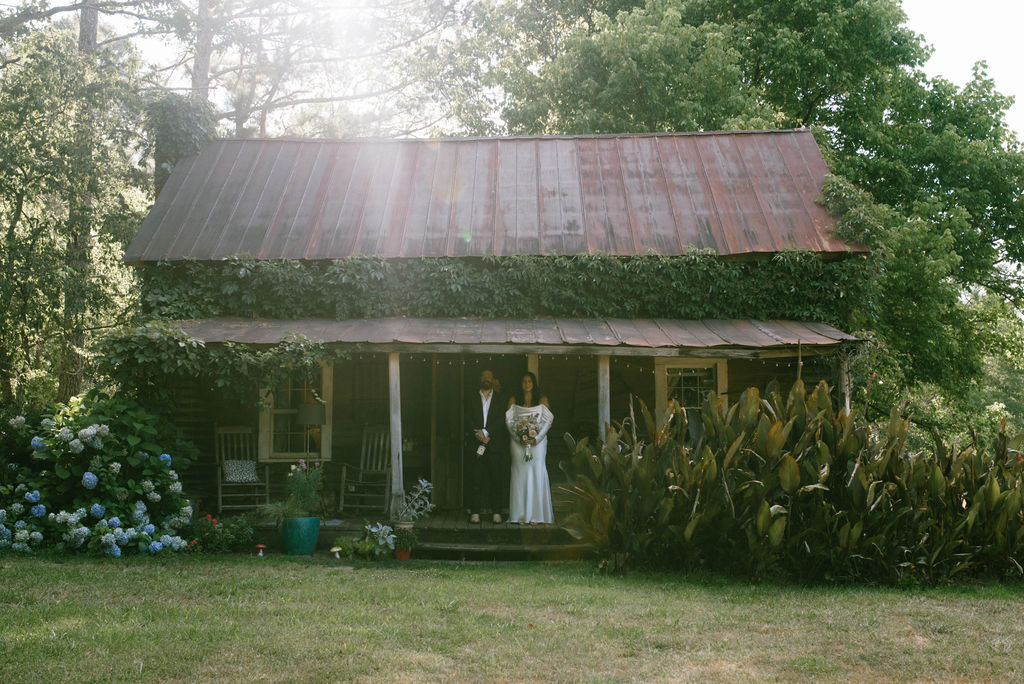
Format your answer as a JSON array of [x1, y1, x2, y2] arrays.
[[415, 540, 592, 561], [254, 514, 592, 560]]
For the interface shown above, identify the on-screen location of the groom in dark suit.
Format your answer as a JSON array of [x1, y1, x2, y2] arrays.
[[465, 368, 507, 524]]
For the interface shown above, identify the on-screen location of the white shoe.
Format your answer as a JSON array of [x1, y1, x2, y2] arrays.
[[492, 513, 502, 524], [469, 513, 480, 524]]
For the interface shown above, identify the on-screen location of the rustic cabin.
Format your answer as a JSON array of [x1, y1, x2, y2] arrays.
[[124, 129, 865, 522]]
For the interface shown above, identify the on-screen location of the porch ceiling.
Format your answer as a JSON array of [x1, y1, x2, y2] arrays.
[[172, 317, 858, 358]]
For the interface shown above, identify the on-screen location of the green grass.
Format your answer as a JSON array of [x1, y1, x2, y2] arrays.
[[2, 554, 1023, 683]]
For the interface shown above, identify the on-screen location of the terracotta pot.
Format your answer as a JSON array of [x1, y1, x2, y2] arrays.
[[395, 547, 411, 561]]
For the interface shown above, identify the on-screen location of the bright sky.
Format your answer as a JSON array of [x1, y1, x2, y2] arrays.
[[901, 0, 1024, 136]]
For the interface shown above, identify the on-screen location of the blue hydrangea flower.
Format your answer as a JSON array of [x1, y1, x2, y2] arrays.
[[24, 490, 40, 503], [90, 503, 106, 519], [30, 436, 45, 450], [107, 516, 121, 529], [82, 471, 98, 489], [0, 509, 5, 522], [31, 504, 45, 517], [143, 524, 155, 536], [159, 453, 172, 466], [108, 546, 122, 558], [14, 520, 26, 530], [148, 541, 163, 553]]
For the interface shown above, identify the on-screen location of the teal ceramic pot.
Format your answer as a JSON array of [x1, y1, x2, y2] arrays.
[[281, 516, 320, 555]]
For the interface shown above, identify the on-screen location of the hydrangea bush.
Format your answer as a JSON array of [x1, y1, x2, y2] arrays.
[[0, 392, 199, 556]]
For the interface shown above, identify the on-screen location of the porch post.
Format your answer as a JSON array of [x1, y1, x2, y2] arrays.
[[840, 355, 851, 414], [598, 355, 610, 440], [388, 352, 404, 517]]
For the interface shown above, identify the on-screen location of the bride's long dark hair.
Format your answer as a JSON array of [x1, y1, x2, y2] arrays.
[[514, 371, 543, 407]]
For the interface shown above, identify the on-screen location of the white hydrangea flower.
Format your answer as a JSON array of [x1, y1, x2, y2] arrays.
[[8, 416, 26, 428], [40, 418, 54, 428], [29, 531, 42, 543], [68, 439, 85, 454], [109, 462, 121, 474], [147, 492, 162, 503], [11, 503, 24, 515], [77, 426, 97, 441], [169, 482, 182, 493], [15, 529, 29, 542], [141, 480, 154, 493], [57, 427, 74, 442]]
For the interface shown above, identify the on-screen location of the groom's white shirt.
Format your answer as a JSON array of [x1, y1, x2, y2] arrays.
[[479, 389, 492, 437]]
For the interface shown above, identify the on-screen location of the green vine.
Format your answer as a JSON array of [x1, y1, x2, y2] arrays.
[[138, 251, 872, 329], [97, 321, 348, 406]]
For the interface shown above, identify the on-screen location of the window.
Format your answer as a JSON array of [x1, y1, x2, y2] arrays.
[[654, 359, 727, 428], [666, 366, 717, 409], [258, 364, 333, 462]]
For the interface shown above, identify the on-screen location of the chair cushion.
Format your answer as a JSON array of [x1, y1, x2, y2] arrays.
[[223, 459, 259, 484]]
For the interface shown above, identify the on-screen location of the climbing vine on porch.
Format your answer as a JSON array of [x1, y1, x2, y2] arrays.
[[137, 250, 873, 329], [97, 321, 349, 407]]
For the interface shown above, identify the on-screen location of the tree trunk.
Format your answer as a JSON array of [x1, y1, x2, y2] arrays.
[[192, 0, 214, 100], [79, 0, 98, 52], [58, 0, 100, 403]]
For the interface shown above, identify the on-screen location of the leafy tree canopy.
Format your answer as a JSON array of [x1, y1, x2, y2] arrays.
[[433, 0, 1024, 411]]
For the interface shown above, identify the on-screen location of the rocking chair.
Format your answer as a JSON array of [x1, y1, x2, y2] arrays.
[[337, 425, 391, 515], [215, 425, 269, 513]]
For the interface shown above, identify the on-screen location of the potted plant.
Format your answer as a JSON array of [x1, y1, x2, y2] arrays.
[[260, 459, 323, 555], [394, 526, 418, 561], [394, 478, 435, 530]]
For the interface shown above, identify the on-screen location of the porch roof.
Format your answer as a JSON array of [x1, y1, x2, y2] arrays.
[[174, 317, 858, 358]]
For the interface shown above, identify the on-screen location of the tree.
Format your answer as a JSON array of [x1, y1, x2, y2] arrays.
[[428, 0, 1024, 426], [0, 27, 146, 404]]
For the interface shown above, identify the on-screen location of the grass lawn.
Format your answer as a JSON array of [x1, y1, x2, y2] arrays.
[[2, 554, 1022, 683]]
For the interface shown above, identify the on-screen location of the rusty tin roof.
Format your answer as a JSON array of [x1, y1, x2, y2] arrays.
[[173, 317, 857, 355], [126, 129, 863, 262]]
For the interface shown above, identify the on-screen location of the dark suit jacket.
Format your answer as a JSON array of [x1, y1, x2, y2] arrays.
[[465, 390, 507, 457]]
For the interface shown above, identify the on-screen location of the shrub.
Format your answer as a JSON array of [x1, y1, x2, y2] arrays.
[[186, 513, 256, 553], [559, 380, 1024, 583], [333, 522, 396, 561], [0, 392, 198, 556]]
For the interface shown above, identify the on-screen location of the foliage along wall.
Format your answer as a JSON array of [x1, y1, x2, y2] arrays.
[[137, 251, 871, 326]]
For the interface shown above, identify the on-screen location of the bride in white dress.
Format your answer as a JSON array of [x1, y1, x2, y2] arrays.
[[506, 372, 554, 524]]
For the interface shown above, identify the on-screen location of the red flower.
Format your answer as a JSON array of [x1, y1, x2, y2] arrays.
[[212, 519, 219, 527], [206, 514, 212, 520]]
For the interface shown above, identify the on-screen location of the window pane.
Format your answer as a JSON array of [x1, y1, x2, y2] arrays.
[[271, 373, 322, 457], [667, 366, 716, 409]]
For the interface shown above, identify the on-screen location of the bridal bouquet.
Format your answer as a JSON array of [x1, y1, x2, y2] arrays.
[[514, 415, 540, 462]]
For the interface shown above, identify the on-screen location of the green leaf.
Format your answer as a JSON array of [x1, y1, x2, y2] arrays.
[[779, 454, 800, 494], [768, 517, 787, 547]]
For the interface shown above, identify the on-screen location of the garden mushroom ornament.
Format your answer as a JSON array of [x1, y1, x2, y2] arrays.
[[255, 544, 266, 557], [330, 546, 342, 560]]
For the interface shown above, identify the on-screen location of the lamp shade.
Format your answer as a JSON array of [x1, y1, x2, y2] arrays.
[[296, 403, 326, 425]]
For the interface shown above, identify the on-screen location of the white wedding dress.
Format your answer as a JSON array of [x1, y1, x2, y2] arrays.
[[506, 403, 554, 524]]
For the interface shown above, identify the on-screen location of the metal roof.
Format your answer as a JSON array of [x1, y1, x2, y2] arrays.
[[173, 317, 856, 356], [126, 129, 863, 262]]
